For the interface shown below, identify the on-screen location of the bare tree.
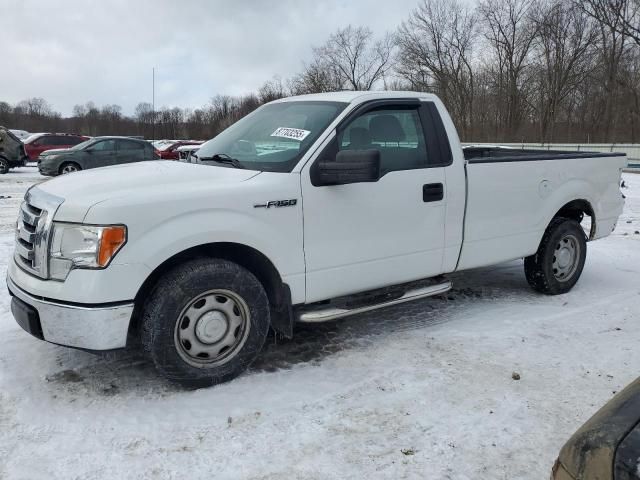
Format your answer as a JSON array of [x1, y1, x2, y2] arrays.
[[16, 97, 53, 117], [134, 102, 155, 138], [100, 104, 123, 135], [396, 0, 478, 137], [0, 102, 11, 126], [289, 59, 343, 94], [618, 48, 640, 141], [258, 76, 288, 103], [531, 1, 598, 142], [577, 0, 634, 140], [154, 106, 184, 139], [312, 25, 395, 91], [597, 5, 629, 141], [478, 0, 539, 139], [579, 0, 640, 45]]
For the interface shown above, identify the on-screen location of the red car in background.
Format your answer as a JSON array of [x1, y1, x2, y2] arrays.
[[157, 141, 203, 160], [24, 133, 89, 160]]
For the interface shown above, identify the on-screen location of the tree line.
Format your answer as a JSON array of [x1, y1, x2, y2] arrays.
[[2, 0, 640, 143]]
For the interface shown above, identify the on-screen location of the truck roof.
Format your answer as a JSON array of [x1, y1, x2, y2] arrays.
[[271, 90, 438, 104]]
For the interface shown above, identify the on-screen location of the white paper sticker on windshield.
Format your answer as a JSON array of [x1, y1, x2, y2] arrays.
[[270, 127, 311, 141]]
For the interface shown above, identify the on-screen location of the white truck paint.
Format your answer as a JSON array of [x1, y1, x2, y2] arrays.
[[7, 91, 627, 386]]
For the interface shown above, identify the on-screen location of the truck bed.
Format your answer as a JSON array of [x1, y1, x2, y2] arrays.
[[457, 147, 627, 271], [463, 146, 625, 163]]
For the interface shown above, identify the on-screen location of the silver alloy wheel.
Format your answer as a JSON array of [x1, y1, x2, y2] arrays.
[[174, 289, 251, 368], [552, 234, 580, 281], [61, 164, 78, 174]]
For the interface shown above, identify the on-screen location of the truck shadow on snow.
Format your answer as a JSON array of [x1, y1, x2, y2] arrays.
[[45, 261, 533, 395], [252, 261, 530, 372]]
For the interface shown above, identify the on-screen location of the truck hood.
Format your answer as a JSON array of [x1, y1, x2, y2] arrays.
[[36, 160, 260, 221]]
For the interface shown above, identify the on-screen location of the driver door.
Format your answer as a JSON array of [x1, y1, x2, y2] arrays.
[[301, 101, 449, 303]]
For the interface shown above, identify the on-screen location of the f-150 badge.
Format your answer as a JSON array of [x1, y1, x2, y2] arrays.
[[254, 199, 298, 209]]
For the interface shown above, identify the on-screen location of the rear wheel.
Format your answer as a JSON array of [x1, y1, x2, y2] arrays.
[[0, 157, 9, 174], [141, 258, 270, 388], [524, 217, 587, 295], [59, 162, 81, 174]]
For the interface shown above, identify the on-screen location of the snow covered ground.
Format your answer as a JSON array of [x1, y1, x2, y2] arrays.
[[0, 168, 638, 480]]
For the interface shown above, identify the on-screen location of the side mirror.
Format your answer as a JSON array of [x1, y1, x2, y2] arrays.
[[316, 149, 381, 186]]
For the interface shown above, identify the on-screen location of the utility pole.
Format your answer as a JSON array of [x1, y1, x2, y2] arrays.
[[152, 67, 155, 142]]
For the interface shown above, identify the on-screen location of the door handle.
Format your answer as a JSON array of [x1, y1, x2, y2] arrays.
[[423, 183, 444, 202]]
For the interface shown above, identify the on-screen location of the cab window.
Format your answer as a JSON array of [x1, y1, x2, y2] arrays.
[[338, 107, 427, 175]]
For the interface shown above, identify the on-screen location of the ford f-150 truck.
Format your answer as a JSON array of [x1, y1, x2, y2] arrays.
[[7, 91, 627, 387]]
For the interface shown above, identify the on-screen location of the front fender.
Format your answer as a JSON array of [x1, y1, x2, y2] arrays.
[[106, 207, 306, 305], [133, 209, 287, 269]]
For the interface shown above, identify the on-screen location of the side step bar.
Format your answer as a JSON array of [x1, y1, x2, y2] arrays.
[[297, 280, 452, 323]]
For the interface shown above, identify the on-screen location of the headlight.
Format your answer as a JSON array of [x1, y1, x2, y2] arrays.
[[49, 223, 127, 280]]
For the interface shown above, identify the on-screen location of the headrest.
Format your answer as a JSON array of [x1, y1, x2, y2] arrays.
[[369, 114, 406, 142], [349, 127, 372, 148]]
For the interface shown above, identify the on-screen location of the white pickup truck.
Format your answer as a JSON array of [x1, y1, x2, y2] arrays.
[[8, 91, 626, 387]]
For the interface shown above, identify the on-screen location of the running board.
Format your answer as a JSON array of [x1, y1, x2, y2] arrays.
[[297, 279, 452, 323]]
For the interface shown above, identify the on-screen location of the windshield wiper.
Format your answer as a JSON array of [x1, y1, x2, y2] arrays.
[[197, 153, 245, 169]]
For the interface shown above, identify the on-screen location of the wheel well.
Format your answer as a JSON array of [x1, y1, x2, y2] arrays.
[[553, 199, 596, 239], [129, 242, 293, 339]]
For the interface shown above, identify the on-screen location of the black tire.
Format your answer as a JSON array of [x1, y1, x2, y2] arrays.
[[524, 217, 587, 295], [141, 258, 270, 388], [59, 162, 81, 175], [0, 157, 9, 175]]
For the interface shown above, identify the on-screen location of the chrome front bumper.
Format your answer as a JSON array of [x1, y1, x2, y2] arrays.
[[7, 276, 133, 351]]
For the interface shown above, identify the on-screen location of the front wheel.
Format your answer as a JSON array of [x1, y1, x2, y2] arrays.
[[59, 162, 81, 175], [524, 217, 587, 295], [0, 157, 9, 174], [141, 258, 270, 388]]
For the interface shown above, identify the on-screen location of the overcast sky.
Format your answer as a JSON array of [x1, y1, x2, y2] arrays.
[[4, 0, 419, 116]]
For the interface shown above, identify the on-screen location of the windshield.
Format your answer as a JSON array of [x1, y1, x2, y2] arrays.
[[72, 139, 95, 150], [196, 101, 347, 172]]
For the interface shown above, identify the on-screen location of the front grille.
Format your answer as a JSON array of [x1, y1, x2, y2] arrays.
[[14, 188, 63, 279], [15, 201, 42, 271]]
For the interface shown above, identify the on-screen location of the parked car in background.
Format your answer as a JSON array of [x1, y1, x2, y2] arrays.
[[38, 136, 159, 176], [0, 126, 28, 173], [24, 133, 89, 160], [151, 139, 175, 149], [551, 377, 640, 479], [157, 140, 203, 160], [9, 129, 30, 141], [176, 143, 202, 162]]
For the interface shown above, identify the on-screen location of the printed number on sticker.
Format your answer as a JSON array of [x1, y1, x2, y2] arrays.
[[271, 127, 311, 141]]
